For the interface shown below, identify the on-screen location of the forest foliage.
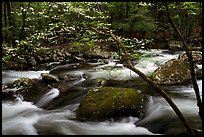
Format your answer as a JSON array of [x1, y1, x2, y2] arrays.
[[2, 2, 202, 51], [2, 2, 202, 134]]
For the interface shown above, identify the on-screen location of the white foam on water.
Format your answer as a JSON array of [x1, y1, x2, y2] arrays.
[[2, 100, 160, 135], [2, 70, 49, 84], [2, 49, 201, 135], [35, 88, 60, 108], [2, 101, 42, 135]]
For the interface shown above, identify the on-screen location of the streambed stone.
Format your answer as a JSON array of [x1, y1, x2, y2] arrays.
[[76, 87, 145, 121], [11, 77, 32, 89], [153, 59, 201, 85], [178, 51, 202, 64], [41, 73, 59, 83]]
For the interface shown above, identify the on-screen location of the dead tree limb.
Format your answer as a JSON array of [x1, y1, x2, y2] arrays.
[[110, 32, 195, 135]]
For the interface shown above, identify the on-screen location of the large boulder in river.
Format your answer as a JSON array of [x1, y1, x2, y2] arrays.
[[76, 87, 145, 121], [178, 51, 202, 64], [153, 59, 202, 85]]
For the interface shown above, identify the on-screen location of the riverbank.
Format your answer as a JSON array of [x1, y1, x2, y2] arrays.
[[2, 39, 202, 71]]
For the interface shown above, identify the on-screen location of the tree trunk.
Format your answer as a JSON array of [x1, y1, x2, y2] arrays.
[[3, 2, 7, 43], [110, 32, 195, 135], [165, 1, 202, 131], [6, 2, 16, 47], [3, 3, 7, 28], [37, 2, 41, 30], [45, 3, 52, 26], [6, 2, 12, 27], [155, 2, 158, 22], [19, 2, 31, 41], [125, 2, 129, 19]]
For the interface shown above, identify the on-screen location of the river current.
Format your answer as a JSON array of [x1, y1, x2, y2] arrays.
[[2, 49, 202, 135]]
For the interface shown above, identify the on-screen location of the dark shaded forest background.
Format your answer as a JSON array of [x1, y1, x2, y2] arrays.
[[2, 2, 202, 50]]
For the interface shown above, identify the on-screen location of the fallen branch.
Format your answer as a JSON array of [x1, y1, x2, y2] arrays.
[[110, 32, 195, 135]]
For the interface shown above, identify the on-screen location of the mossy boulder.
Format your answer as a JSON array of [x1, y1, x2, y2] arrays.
[[11, 77, 33, 88], [76, 87, 145, 121], [153, 59, 201, 85]]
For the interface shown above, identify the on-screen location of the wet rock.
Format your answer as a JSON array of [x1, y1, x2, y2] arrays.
[[58, 73, 82, 81], [41, 73, 59, 83], [168, 40, 183, 50], [84, 50, 111, 59], [44, 56, 50, 61], [2, 90, 17, 101], [16, 78, 51, 103], [2, 78, 49, 102], [178, 51, 202, 64], [76, 87, 145, 121], [82, 78, 108, 88], [45, 62, 61, 68], [11, 77, 33, 89], [29, 56, 37, 66], [57, 51, 63, 57], [2, 83, 18, 101], [50, 63, 93, 75], [65, 51, 71, 57], [153, 59, 201, 85], [37, 56, 44, 62]]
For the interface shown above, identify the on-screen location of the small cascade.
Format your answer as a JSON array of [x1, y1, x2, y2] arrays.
[[35, 88, 60, 108]]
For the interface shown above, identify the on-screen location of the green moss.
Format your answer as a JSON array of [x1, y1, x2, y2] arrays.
[[149, 72, 158, 81], [12, 77, 32, 88], [76, 87, 144, 121]]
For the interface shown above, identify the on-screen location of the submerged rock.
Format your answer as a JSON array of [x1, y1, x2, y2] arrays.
[[153, 59, 201, 85], [41, 73, 59, 83], [76, 87, 145, 121]]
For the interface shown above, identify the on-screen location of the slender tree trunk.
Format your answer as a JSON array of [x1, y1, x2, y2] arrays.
[[110, 9, 113, 24], [155, 2, 158, 22], [110, 32, 195, 135], [47, 4, 51, 17], [3, 3, 7, 28], [125, 2, 129, 19], [3, 2, 7, 43], [19, 2, 31, 41], [45, 3, 52, 26], [37, 2, 41, 30], [6, 2, 16, 47], [6, 2, 12, 27], [165, 1, 202, 126]]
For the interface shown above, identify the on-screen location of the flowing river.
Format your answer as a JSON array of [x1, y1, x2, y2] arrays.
[[2, 49, 202, 135]]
